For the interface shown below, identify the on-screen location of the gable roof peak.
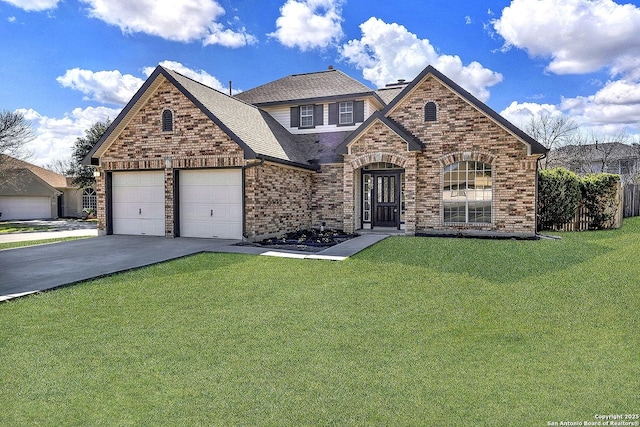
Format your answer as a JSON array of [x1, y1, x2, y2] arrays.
[[382, 64, 547, 155]]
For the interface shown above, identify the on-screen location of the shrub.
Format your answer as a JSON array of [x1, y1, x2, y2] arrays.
[[538, 168, 581, 230], [580, 173, 620, 229]]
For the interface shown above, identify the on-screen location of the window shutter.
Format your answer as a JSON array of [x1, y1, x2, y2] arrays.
[[424, 102, 437, 121], [290, 106, 300, 127], [314, 104, 324, 126], [328, 103, 338, 125], [355, 100, 365, 123]]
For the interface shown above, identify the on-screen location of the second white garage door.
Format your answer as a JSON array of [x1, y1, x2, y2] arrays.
[[112, 171, 165, 236], [0, 196, 52, 220], [179, 169, 242, 239]]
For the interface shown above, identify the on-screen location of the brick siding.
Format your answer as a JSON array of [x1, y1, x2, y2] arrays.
[[341, 74, 541, 235], [244, 162, 313, 239]]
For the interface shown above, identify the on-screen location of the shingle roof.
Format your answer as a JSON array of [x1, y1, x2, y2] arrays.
[[87, 66, 318, 170], [554, 142, 637, 161], [234, 69, 376, 105], [0, 154, 70, 188], [164, 68, 308, 165]]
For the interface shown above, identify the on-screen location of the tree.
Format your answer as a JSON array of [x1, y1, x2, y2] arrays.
[[0, 109, 34, 170], [45, 158, 74, 176], [524, 114, 579, 168], [69, 119, 111, 188]]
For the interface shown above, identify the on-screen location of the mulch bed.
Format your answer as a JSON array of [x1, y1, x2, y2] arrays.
[[236, 229, 358, 253]]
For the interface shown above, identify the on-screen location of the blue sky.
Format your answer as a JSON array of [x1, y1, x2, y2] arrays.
[[1, 0, 640, 166]]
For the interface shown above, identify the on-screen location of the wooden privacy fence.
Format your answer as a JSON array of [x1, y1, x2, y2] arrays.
[[558, 181, 624, 231], [623, 184, 640, 218]]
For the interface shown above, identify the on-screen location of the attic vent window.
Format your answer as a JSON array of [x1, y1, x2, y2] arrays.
[[162, 109, 173, 132], [424, 102, 437, 122]]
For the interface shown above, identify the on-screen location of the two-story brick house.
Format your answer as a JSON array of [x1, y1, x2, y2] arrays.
[[85, 64, 546, 239]]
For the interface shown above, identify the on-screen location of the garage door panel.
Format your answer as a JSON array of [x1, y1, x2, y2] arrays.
[[179, 169, 242, 239], [112, 171, 164, 236], [0, 196, 51, 220]]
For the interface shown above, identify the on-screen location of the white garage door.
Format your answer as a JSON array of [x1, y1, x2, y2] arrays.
[[0, 196, 51, 220], [112, 171, 165, 236], [179, 169, 242, 239]]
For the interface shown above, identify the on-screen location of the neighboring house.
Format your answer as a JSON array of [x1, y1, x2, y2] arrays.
[[0, 155, 94, 220], [551, 142, 640, 183], [84, 64, 546, 239]]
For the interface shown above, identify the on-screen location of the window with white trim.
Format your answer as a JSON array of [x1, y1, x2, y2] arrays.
[[82, 188, 97, 211], [339, 101, 354, 125], [443, 161, 492, 224], [300, 105, 314, 127]]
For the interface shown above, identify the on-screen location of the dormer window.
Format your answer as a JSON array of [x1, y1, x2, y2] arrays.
[[329, 100, 364, 126], [300, 105, 314, 127], [339, 101, 354, 125], [162, 109, 173, 132], [424, 102, 437, 122], [290, 105, 323, 129]]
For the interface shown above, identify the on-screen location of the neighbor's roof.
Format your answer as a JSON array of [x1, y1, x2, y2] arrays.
[[0, 154, 70, 188], [87, 66, 317, 169], [554, 142, 638, 161], [234, 68, 380, 106]]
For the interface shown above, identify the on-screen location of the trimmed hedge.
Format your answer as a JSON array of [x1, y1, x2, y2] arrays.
[[580, 173, 620, 229], [538, 169, 621, 231], [538, 168, 581, 230]]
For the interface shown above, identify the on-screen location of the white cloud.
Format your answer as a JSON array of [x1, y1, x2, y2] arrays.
[[18, 106, 120, 167], [0, 0, 58, 11], [269, 0, 344, 51], [560, 80, 640, 131], [493, 0, 640, 77], [8, 16, 16, 22], [80, 0, 256, 47], [501, 80, 640, 135], [500, 101, 564, 128], [57, 69, 145, 105], [340, 17, 502, 101], [143, 60, 237, 94]]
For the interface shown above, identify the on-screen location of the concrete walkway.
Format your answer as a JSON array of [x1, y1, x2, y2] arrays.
[[0, 233, 388, 302]]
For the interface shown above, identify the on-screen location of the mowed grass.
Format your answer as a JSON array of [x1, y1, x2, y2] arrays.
[[1, 220, 639, 426], [0, 236, 90, 250]]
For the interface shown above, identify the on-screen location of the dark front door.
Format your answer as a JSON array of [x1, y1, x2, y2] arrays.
[[373, 172, 400, 228]]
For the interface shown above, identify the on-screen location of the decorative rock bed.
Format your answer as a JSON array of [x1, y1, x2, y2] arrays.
[[237, 229, 358, 253]]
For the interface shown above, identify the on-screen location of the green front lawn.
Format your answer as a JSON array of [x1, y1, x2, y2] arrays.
[[0, 236, 91, 250], [0, 222, 53, 233], [1, 220, 638, 426]]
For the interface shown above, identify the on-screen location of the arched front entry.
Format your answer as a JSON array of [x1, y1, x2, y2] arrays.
[[360, 163, 405, 230], [344, 151, 417, 234]]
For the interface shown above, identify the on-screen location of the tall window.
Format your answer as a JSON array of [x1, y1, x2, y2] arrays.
[[424, 102, 437, 121], [82, 188, 97, 211], [162, 109, 173, 132], [443, 161, 492, 224], [339, 101, 354, 125], [300, 105, 314, 127]]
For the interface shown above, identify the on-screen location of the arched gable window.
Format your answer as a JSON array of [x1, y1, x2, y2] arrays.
[[443, 161, 492, 224], [424, 101, 437, 122], [162, 109, 173, 132]]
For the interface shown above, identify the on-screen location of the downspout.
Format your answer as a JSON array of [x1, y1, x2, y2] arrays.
[[242, 157, 265, 239], [535, 152, 547, 237]]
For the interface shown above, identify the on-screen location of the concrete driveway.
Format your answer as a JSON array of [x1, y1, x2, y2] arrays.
[[0, 235, 246, 301], [0, 232, 387, 302]]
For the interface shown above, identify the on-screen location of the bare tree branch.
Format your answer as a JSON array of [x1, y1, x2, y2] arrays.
[[524, 115, 579, 168]]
